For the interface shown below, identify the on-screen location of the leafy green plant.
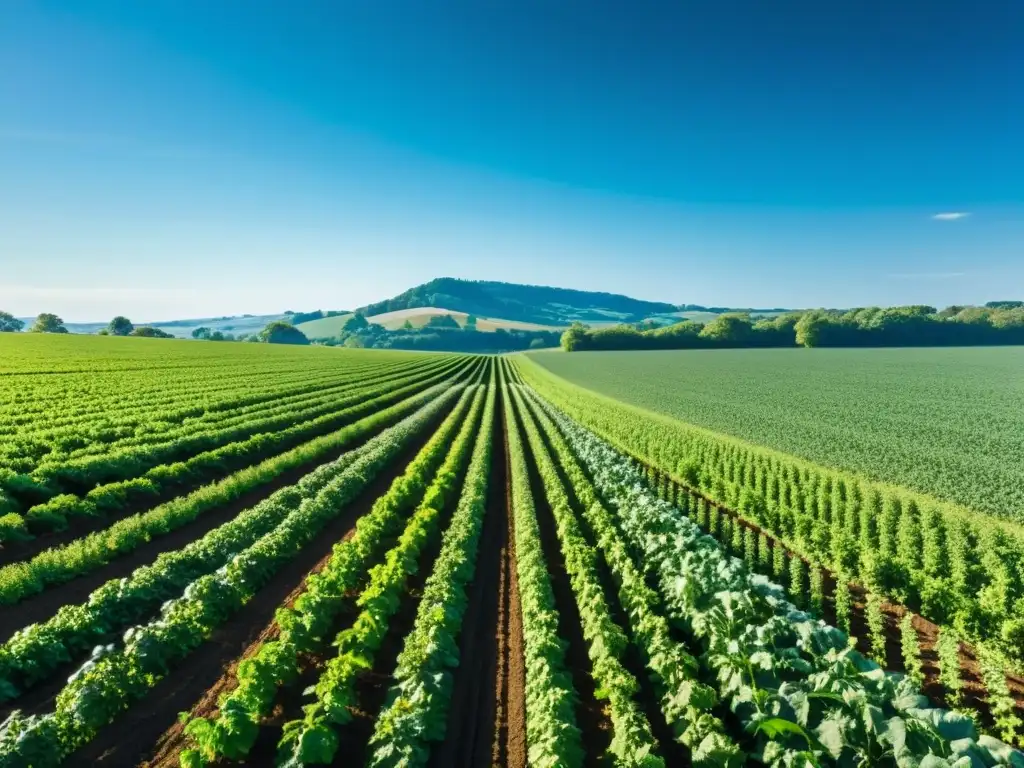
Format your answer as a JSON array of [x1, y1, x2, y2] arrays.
[[937, 628, 964, 709], [900, 613, 924, 687], [809, 566, 825, 617], [978, 647, 1023, 746], [834, 573, 852, 635], [866, 591, 888, 665]]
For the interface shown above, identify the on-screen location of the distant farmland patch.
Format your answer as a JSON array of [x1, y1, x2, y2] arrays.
[[528, 346, 1024, 520]]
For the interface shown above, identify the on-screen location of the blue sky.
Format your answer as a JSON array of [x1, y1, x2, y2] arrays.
[[1, 1, 1022, 320]]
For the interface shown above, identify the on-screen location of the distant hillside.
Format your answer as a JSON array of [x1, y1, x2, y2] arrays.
[[296, 307, 558, 338], [358, 278, 677, 326]]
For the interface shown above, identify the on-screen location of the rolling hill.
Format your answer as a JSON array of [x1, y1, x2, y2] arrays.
[[358, 278, 678, 326], [291, 313, 355, 338]]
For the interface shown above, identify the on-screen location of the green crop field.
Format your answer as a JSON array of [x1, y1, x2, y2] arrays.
[[1, 334, 1022, 763], [528, 346, 1024, 522]]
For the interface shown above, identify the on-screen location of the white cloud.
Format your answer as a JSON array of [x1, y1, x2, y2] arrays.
[[932, 212, 971, 221]]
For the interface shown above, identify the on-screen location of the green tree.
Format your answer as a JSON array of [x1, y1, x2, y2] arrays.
[[794, 311, 827, 347], [258, 321, 310, 345], [191, 326, 212, 340], [560, 321, 590, 351], [343, 314, 369, 332], [426, 314, 459, 329], [29, 313, 68, 334], [0, 311, 25, 332], [465, 314, 478, 329], [130, 326, 174, 338], [107, 316, 134, 336], [698, 313, 753, 345], [401, 319, 414, 330]]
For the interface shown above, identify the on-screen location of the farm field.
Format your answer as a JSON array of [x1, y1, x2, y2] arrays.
[[0, 335, 1021, 766], [528, 347, 1024, 521]]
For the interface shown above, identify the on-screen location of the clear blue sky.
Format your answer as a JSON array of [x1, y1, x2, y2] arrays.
[[2, 1, 1022, 320]]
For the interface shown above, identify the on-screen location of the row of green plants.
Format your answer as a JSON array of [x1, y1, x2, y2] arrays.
[[509, 381, 662, 767], [35, 358, 420, 462], [1, 358, 475, 542], [515, 356, 1024, 666], [0, 360, 406, 451], [532, 384, 1024, 767], [181, 378, 485, 766], [501, 369, 584, 766], [0, 363, 338, 431], [0, 383, 461, 766], [0, 357, 422, 467], [362, 366, 497, 768], [0, 356, 417, 461], [0, 380, 460, 606], [1, 356, 467, 528], [0, 383, 469, 706], [517, 386, 744, 766], [645, 458, 1024, 748]]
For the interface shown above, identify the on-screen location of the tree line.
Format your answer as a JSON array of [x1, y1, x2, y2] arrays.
[[311, 312, 560, 352], [0, 312, 311, 345], [561, 303, 1024, 351]]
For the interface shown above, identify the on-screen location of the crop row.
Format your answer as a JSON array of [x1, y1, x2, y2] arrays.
[[514, 378, 743, 766], [515, 356, 1024, 668], [501, 362, 584, 766], [527, 381, 1024, 767], [362, 364, 496, 767], [4, 355, 463, 501], [180, 378, 486, 765], [0, 380, 463, 765], [0, 357, 475, 541], [507, 379, 662, 766], [0, 352, 418, 432], [0, 381, 469, 709], [631, 457, 1024, 748], [1, 356, 425, 465], [0, 380, 460, 609], [0, 356, 418, 444]]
